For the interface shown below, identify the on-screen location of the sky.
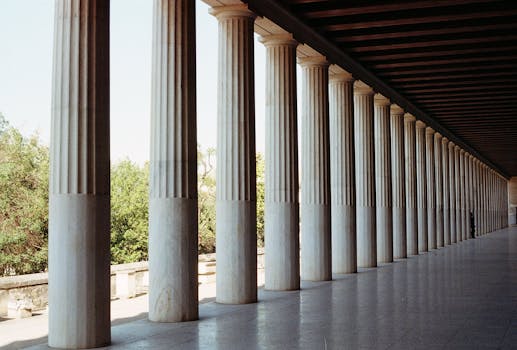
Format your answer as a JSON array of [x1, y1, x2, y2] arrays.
[[0, 0, 270, 164]]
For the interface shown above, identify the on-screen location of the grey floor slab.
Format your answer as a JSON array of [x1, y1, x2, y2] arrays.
[[24, 226, 517, 349]]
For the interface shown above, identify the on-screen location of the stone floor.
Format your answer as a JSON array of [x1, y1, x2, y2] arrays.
[[5, 227, 517, 349]]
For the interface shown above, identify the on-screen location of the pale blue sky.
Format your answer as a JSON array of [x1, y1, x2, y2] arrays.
[[0, 0, 268, 164]]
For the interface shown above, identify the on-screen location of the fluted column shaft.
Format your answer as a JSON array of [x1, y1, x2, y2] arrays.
[[460, 150, 466, 240], [466, 154, 473, 238], [391, 105, 406, 259], [262, 34, 300, 290], [299, 56, 331, 281], [354, 81, 377, 267], [404, 114, 418, 255], [480, 164, 484, 234], [454, 146, 461, 242], [374, 94, 392, 263], [425, 127, 436, 249], [329, 71, 356, 273], [416, 121, 428, 252], [212, 5, 257, 304], [149, 0, 198, 323], [442, 137, 450, 245], [434, 133, 444, 247], [49, 1, 111, 348], [449, 142, 457, 243], [473, 159, 480, 236]]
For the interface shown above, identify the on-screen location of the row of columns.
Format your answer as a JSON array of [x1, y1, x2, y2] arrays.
[[47, 1, 510, 348]]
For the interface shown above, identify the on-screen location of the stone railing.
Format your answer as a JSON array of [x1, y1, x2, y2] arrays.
[[0, 249, 264, 319]]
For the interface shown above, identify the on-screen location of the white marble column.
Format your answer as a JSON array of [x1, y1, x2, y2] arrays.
[[466, 154, 473, 238], [374, 94, 393, 263], [425, 127, 436, 250], [434, 133, 444, 247], [262, 34, 300, 290], [404, 114, 418, 256], [480, 163, 484, 235], [416, 120, 428, 253], [449, 142, 457, 243], [211, 4, 257, 304], [442, 137, 450, 245], [354, 81, 377, 267], [391, 105, 406, 259], [49, 1, 111, 347], [460, 149, 466, 240], [299, 55, 331, 281], [454, 145, 461, 242], [149, 0, 198, 323], [473, 159, 479, 236], [329, 69, 356, 274]]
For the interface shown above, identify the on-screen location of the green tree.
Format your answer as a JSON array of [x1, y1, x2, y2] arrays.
[[110, 160, 149, 264], [198, 147, 216, 254], [0, 118, 49, 276], [256, 153, 265, 247]]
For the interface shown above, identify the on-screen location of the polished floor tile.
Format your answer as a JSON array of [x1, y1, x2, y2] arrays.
[[30, 227, 517, 349]]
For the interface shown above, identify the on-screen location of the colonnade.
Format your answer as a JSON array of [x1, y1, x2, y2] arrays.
[[47, 1, 510, 348]]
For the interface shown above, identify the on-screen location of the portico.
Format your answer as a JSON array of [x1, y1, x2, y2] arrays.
[[47, 0, 515, 348]]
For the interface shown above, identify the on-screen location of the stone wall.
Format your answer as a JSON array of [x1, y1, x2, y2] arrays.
[[0, 249, 264, 318]]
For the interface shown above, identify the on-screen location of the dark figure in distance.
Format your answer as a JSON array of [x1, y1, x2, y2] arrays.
[[470, 211, 475, 238]]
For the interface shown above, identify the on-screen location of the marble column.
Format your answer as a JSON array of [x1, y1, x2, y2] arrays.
[[473, 159, 480, 236], [391, 105, 406, 259], [454, 145, 461, 242], [149, 0, 198, 323], [480, 164, 485, 234], [329, 69, 356, 274], [416, 120, 428, 253], [460, 149, 466, 240], [467, 153, 474, 238], [478, 163, 483, 234], [434, 133, 444, 247], [262, 34, 300, 290], [449, 142, 457, 243], [299, 55, 331, 281], [442, 137, 450, 245], [211, 4, 257, 304], [49, 1, 111, 348], [404, 114, 418, 256], [425, 127, 436, 249], [354, 81, 377, 267], [374, 94, 393, 263]]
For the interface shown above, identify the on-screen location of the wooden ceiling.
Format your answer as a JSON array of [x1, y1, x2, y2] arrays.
[[271, 0, 517, 176]]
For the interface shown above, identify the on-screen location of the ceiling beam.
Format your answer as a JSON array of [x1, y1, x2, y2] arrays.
[[244, 0, 509, 177]]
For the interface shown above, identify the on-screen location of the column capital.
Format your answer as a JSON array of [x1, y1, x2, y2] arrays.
[[442, 136, 449, 144], [259, 33, 297, 47], [454, 145, 461, 151], [374, 93, 390, 106], [435, 132, 443, 139], [209, 4, 256, 20], [297, 55, 329, 67], [390, 104, 404, 116], [416, 120, 426, 129], [460, 149, 466, 155], [354, 80, 374, 95], [404, 112, 416, 121], [425, 126, 435, 134], [329, 64, 354, 82]]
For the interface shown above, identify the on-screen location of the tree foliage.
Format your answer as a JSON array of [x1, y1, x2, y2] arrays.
[[110, 160, 149, 264], [0, 115, 49, 276], [0, 113, 267, 275]]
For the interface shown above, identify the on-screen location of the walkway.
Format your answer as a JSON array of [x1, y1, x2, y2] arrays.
[[8, 227, 517, 349]]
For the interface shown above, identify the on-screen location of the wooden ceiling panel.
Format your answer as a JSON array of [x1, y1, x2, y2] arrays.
[[279, 0, 517, 175]]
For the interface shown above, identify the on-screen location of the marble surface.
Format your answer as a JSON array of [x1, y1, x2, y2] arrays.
[[23, 227, 517, 349]]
